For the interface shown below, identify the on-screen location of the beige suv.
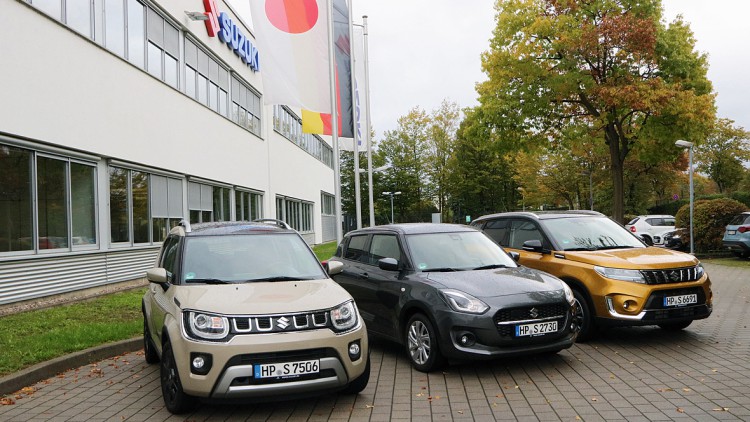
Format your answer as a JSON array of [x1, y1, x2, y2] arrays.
[[142, 220, 369, 414]]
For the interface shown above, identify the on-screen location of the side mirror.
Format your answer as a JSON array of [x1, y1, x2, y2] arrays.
[[378, 257, 400, 272], [522, 239, 544, 253], [327, 260, 344, 276], [147, 268, 169, 289], [508, 251, 520, 262]]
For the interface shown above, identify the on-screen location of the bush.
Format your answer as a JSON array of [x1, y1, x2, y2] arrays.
[[675, 198, 748, 253]]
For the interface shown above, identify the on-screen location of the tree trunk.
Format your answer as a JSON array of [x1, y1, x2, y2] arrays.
[[606, 125, 626, 223]]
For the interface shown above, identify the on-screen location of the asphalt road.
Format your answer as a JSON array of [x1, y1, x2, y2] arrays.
[[0, 262, 748, 421]]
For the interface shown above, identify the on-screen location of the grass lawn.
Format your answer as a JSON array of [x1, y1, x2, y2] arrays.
[[701, 256, 750, 268], [0, 242, 339, 377]]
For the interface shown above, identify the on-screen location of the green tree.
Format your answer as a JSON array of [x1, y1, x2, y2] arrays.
[[426, 100, 461, 222], [695, 118, 750, 193], [478, 0, 715, 222]]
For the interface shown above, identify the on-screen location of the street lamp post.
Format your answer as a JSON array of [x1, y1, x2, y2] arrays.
[[382, 191, 401, 224], [675, 140, 694, 255]]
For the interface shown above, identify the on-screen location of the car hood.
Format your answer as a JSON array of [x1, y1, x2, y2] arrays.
[[173, 280, 352, 315], [424, 267, 563, 299], [561, 247, 699, 269]]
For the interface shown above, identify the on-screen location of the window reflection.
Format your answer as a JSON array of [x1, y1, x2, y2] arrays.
[[37, 157, 69, 250], [66, 1, 91, 37], [147, 42, 162, 79], [32, 0, 62, 20], [0, 146, 33, 252], [127, 0, 145, 68], [70, 163, 97, 245], [105, 0, 125, 57], [109, 167, 129, 243], [132, 171, 149, 243]]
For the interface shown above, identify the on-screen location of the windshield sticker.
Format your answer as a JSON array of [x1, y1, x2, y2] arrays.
[[185, 272, 195, 280]]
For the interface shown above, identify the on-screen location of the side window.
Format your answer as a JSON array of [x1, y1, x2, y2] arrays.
[[645, 218, 657, 226], [508, 220, 543, 249], [160, 236, 180, 280], [483, 219, 510, 246], [344, 234, 368, 262], [368, 234, 401, 265]]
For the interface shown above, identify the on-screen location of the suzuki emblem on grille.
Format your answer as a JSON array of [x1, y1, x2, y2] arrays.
[[669, 270, 681, 282], [276, 317, 290, 330], [529, 308, 539, 318]]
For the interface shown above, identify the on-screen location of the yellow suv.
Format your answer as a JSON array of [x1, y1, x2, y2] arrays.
[[471, 211, 712, 340]]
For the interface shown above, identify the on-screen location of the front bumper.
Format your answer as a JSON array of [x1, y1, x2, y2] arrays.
[[433, 302, 578, 361], [169, 324, 368, 399]]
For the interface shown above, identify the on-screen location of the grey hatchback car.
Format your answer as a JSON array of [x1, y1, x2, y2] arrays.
[[328, 223, 578, 372]]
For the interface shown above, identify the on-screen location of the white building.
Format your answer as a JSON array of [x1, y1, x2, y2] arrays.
[[0, 0, 338, 307]]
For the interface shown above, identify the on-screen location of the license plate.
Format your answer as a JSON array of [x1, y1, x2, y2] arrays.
[[664, 294, 698, 307], [253, 359, 320, 379], [728, 230, 736, 235], [515, 321, 557, 337]]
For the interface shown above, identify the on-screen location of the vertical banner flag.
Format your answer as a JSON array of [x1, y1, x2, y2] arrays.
[[248, 0, 331, 112], [338, 24, 366, 151], [302, 0, 353, 137]]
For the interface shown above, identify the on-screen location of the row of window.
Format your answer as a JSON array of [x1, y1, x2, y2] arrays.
[[273, 106, 334, 168], [275, 197, 314, 233], [0, 143, 270, 254], [27, 0, 261, 136], [321, 192, 336, 216]]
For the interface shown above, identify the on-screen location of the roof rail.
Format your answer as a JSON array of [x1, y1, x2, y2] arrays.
[[252, 218, 292, 230], [178, 219, 192, 233]]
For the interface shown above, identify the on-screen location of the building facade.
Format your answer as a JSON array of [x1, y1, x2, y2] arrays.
[[0, 0, 338, 306]]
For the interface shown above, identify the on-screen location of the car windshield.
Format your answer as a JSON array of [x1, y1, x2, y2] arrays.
[[181, 233, 326, 284], [405, 231, 517, 272], [540, 217, 645, 251]]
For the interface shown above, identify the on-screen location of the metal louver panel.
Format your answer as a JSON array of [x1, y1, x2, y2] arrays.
[[0, 248, 159, 305]]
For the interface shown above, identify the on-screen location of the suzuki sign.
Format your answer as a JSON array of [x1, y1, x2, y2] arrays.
[[203, 0, 259, 72]]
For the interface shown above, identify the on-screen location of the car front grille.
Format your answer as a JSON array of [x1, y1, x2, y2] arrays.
[[493, 303, 569, 337], [640, 266, 702, 284], [231, 311, 330, 334]]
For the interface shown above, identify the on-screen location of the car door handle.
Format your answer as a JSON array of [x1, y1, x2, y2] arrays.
[[361, 272, 369, 280]]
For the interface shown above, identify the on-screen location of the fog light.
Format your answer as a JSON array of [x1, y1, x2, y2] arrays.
[[623, 300, 636, 310], [348, 340, 362, 361], [457, 332, 475, 347], [189, 352, 212, 375], [193, 356, 205, 369]]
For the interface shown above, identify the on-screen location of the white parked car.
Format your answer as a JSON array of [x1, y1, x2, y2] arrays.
[[625, 215, 676, 246]]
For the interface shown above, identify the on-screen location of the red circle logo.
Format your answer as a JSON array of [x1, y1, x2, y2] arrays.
[[265, 0, 319, 34]]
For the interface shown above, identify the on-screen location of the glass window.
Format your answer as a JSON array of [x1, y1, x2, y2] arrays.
[[147, 42, 162, 79], [369, 234, 401, 264], [105, 0, 125, 57], [197, 74, 208, 105], [132, 171, 149, 243], [508, 220, 543, 250], [32, 0, 62, 19], [219, 89, 228, 117], [483, 219, 510, 246], [127, 0, 145, 68], [344, 234, 368, 262], [66, 1, 92, 37], [209, 82, 218, 111], [37, 157, 69, 250], [185, 67, 197, 99], [406, 232, 517, 272], [109, 167, 129, 243], [165, 53, 178, 89], [160, 235, 179, 277], [70, 163, 96, 246], [0, 146, 33, 252]]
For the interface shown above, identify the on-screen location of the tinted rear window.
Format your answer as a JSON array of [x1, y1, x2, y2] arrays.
[[729, 214, 750, 225]]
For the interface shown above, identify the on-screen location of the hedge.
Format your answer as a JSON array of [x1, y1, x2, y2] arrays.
[[674, 198, 748, 253]]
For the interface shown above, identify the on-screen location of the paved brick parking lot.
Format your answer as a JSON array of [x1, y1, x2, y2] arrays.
[[1, 262, 748, 421]]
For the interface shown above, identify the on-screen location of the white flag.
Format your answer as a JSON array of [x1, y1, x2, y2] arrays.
[[248, 0, 331, 112], [340, 25, 367, 152]]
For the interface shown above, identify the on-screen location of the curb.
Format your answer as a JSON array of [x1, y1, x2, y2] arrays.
[[0, 337, 143, 397]]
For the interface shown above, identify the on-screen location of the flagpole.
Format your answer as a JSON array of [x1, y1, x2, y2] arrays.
[[328, 0, 343, 243], [348, 2, 362, 230], [363, 15, 375, 228]]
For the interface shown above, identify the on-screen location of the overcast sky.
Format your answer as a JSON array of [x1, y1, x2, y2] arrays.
[[233, 1, 750, 142], [348, 0, 750, 140]]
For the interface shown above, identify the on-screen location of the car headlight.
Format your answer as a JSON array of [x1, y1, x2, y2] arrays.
[[186, 311, 229, 340], [440, 289, 489, 314], [696, 264, 705, 279], [594, 266, 645, 283], [331, 301, 358, 332], [561, 282, 575, 305]]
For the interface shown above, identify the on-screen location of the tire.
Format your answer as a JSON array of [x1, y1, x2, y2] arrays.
[[405, 313, 445, 372], [572, 289, 597, 342], [732, 250, 750, 259], [641, 235, 653, 246], [143, 315, 159, 364], [341, 353, 370, 394], [160, 341, 196, 414], [658, 320, 692, 331]]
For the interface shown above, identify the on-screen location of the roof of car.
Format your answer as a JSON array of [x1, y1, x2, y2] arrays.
[[346, 223, 478, 236], [473, 210, 605, 222], [171, 220, 291, 237]]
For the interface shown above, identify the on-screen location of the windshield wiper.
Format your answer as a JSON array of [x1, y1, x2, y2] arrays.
[[246, 276, 304, 282], [564, 247, 598, 251], [421, 267, 460, 272], [188, 278, 232, 284], [597, 245, 637, 250], [472, 264, 509, 270]]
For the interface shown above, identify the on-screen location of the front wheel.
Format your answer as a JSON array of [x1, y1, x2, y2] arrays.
[[161, 341, 196, 414], [658, 320, 692, 331], [573, 289, 597, 342], [405, 314, 445, 372]]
